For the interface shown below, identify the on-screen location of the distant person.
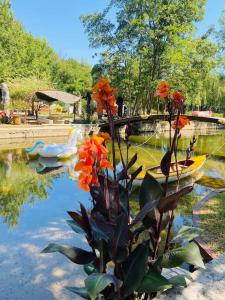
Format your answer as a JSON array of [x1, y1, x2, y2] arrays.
[[117, 95, 124, 117], [0, 82, 10, 117]]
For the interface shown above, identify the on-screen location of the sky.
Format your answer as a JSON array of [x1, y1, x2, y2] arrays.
[[11, 0, 225, 66]]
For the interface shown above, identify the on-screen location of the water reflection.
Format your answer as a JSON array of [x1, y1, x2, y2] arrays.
[[0, 150, 53, 227], [0, 130, 224, 299], [0, 130, 225, 229]]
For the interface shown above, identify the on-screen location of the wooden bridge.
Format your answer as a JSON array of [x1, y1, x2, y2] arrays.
[[100, 114, 225, 130]]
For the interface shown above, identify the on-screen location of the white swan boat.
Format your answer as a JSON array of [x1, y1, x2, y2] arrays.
[[26, 127, 83, 159]]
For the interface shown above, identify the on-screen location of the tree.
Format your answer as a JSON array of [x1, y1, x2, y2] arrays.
[[81, 0, 219, 113], [0, 0, 92, 99], [51, 58, 92, 95], [0, 0, 57, 80]]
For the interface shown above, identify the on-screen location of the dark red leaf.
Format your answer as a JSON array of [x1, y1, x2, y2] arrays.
[[67, 211, 85, 230], [127, 153, 138, 170], [131, 201, 157, 227], [42, 243, 96, 264], [80, 203, 92, 238], [157, 185, 193, 213], [160, 151, 172, 176]]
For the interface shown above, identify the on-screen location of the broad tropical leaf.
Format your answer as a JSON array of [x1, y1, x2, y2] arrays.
[[92, 212, 115, 239], [85, 273, 121, 300], [162, 242, 205, 269], [157, 185, 193, 213], [109, 213, 129, 262], [168, 274, 193, 287], [68, 211, 85, 230], [80, 203, 92, 238], [84, 263, 98, 275], [41, 243, 95, 264], [171, 226, 203, 243], [160, 151, 172, 176], [138, 270, 172, 293], [131, 201, 156, 226], [139, 173, 163, 208], [123, 243, 149, 296], [67, 219, 84, 234], [127, 153, 138, 170], [114, 213, 128, 248], [65, 286, 90, 299], [90, 219, 109, 242], [119, 184, 128, 212]]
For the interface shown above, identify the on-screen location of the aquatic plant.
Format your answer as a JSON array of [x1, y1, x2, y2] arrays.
[[42, 79, 204, 299]]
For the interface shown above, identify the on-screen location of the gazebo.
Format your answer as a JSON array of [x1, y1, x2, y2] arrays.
[[34, 90, 81, 122]]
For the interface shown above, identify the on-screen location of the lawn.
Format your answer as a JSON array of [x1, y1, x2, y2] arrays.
[[199, 194, 225, 254]]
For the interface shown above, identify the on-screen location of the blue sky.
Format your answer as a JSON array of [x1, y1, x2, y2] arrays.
[[11, 0, 225, 65]]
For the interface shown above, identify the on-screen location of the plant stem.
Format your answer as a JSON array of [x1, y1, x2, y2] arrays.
[[106, 104, 121, 212], [153, 212, 163, 259], [163, 210, 174, 253]]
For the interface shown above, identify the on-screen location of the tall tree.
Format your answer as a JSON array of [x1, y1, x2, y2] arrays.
[[81, 0, 218, 113], [0, 0, 92, 100]]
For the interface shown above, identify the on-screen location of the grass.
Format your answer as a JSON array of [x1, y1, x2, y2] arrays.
[[198, 194, 225, 255]]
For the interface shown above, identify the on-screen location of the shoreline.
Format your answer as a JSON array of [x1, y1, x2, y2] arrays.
[[0, 124, 71, 140]]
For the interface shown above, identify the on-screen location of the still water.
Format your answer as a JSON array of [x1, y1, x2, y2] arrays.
[[0, 130, 225, 299]]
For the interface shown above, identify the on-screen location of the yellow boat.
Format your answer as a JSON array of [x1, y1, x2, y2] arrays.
[[134, 155, 206, 185]]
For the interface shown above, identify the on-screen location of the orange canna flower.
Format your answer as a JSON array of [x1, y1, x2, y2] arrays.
[[173, 91, 185, 107], [77, 173, 92, 192], [154, 80, 170, 99], [99, 159, 113, 170], [91, 135, 105, 145], [172, 115, 190, 130], [97, 132, 111, 144], [75, 161, 93, 173], [75, 134, 114, 192], [92, 78, 118, 115]]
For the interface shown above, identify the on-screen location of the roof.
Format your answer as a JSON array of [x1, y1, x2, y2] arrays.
[[36, 90, 81, 104]]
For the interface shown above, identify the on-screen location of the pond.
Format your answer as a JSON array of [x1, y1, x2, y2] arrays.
[[0, 129, 225, 299]]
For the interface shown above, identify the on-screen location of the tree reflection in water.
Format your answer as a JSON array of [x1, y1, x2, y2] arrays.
[[0, 150, 53, 227]]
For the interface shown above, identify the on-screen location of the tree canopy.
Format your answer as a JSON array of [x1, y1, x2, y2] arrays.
[[0, 0, 92, 106], [81, 0, 225, 113]]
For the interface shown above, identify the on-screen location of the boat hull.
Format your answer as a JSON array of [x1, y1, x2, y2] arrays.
[[133, 155, 206, 186]]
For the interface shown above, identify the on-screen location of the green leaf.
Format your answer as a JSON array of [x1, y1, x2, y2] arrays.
[[41, 243, 95, 264], [172, 226, 203, 243], [168, 274, 193, 287], [84, 263, 98, 275], [65, 286, 90, 299], [123, 243, 149, 296], [162, 242, 205, 269], [139, 173, 163, 209], [85, 273, 121, 300], [67, 219, 84, 234], [138, 270, 172, 293]]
